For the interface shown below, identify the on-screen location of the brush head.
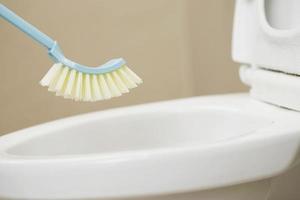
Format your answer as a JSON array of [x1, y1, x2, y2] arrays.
[[39, 62, 142, 102]]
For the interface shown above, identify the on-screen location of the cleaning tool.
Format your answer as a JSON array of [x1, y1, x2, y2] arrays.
[[0, 4, 142, 101]]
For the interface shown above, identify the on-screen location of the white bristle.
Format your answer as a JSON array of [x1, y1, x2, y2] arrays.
[[111, 71, 129, 93], [91, 74, 103, 101], [83, 74, 92, 101], [105, 73, 122, 97], [98, 74, 112, 99], [64, 69, 76, 98], [39, 63, 142, 102], [40, 63, 63, 86], [48, 64, 63, 91], [117, 68, 137, 89], [54, 66, 69, 93], [123, 66, 143, 84], [74, 72, 83, 101]]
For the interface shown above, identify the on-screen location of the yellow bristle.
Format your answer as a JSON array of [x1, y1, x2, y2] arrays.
[[111, 71, 129, 93], [98, 74, 112, 99], [48, 64, 63, 91], [54, 66, 69, 94], [123, 66, 143, 84], [91, 74, 103, 101], [105, 73, 122, 97], [64, 69, 77, 98], [40, 63, 63, 87], [56, 77, 69, 96], [74, 72, 83, 101], [83, 74, 92, 101], [117, 68, 137, 89], [40, 63, 142, 102]]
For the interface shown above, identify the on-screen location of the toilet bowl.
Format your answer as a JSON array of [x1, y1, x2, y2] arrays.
[[2, 0, 300, 199], [1, 94, 300, 200]]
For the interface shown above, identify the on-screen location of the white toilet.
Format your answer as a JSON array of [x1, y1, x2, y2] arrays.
[[1, 0, 300, 199]]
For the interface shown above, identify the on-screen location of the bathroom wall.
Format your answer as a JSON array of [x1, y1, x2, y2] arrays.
[[0, 0, 246, 135]]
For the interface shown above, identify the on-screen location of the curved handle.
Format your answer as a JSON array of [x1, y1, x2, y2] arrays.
[[0, 4, 55, 49]]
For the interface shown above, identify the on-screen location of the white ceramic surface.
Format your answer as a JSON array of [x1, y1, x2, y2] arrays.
[[232, 0, 300, 74], [240, 65, 300, 111], [0, 93, 300, 200], [233, 0, 300, 111]]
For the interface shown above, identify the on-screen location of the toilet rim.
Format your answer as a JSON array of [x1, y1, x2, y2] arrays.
[[0, 93, 299, 162], [0, 94, 300, 199]]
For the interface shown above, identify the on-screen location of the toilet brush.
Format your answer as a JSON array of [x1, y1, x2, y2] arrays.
[[0, 4, 142, 102]]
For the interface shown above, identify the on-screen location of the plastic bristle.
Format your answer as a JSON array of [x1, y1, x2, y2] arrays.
[[111, 71, 129, 93], [40, 63, 63, 86], [48, 64, 63, 91], [56, 79, 68, 96], [105, 73, 122, 97], [117, 68, 137, 89], [91, 74, 103, 101], [54, 66, 69, 93], [64, 69, 76, 98], [83, 74, 92, 101], [123, 66, 143, 84], [74, 72, 83, 101], [40, 63, 142, 102], [98, 74, 112, 99]]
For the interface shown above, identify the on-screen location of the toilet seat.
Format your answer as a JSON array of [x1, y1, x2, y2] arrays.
[[233, 0, 300, 111], [240, 65, 300, 111], [0, 94, 300, 199], [233, 0, 300, 75]]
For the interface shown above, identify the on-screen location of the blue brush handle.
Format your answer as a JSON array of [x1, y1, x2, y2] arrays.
[[0, 4, 55, 49], [0, 3, 126, 74]]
